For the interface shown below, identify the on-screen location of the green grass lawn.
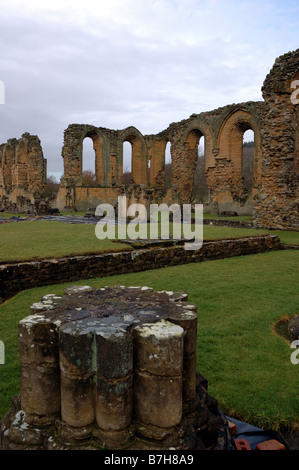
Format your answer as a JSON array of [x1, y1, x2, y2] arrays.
[[0, 221, 132, 262], [0, 250, 298, 433], [0, 219, 298, 263]]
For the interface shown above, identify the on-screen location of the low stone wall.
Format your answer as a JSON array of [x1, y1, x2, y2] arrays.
[[0, 235, 280, 303]]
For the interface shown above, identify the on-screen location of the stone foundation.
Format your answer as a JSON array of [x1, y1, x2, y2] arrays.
[[0, 133, 47, 213]]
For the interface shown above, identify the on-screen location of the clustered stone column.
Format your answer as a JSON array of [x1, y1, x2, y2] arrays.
[[1, 285, 230, 450]]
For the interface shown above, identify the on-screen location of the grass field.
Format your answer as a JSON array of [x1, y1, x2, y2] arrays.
[[0, 250, 298, 433], [0, 221, 132, 262], [0, 215, 298, 435], [0, 219, 298, 263]]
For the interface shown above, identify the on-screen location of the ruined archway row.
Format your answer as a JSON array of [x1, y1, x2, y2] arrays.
[[0, 48, 298, 230], [58, 102, 264, 214]]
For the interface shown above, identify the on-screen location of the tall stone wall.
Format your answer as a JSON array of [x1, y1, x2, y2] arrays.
[[56, 49, 299, 229], [0, 133, 47, 213], [253, 49, 299, 230], [0, 49, 298, 229], [56, 102, 266, 216]]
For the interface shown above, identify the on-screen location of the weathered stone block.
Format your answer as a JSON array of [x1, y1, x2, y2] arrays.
[[134, 320, 184, 376], [60, 372, 95, 428], [20, 363, 60, 416], [134, 371, 183, 429], [95, 375, 133, 431]]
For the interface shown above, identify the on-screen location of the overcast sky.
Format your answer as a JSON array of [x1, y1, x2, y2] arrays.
[[1, 0, 299, 178]]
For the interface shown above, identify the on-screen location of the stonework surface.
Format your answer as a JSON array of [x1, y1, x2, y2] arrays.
[[0, 285, 234, 450], [0, 48, 298, 227], [0, 235, 280, 304]]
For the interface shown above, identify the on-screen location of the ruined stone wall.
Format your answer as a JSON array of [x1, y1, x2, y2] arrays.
[[1, 49, 298, 228], [57, 102, 266, 215], [56, 48, 297, 229], [0, 133, 47, 213], [253, 49, 299, 230]]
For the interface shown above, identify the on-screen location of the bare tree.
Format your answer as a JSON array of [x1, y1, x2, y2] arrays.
[[122, 167, 132, 185], [45, 175, 59, 198], [82, 170, 97, 186]]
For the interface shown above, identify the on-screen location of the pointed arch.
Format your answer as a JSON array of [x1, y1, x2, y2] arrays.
[[120, 127, 147, 185], [216, 107, 262, 194], [80, 129, 105, 185]]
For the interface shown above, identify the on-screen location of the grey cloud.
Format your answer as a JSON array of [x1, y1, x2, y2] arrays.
[[0, 1, 298, 173]]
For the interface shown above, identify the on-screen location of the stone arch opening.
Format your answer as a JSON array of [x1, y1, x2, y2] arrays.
[[192, 135, 209, 203], [185, 129, 209, 203], [164, 141, 172, 190], [82, 137, 96, 186], [242, 129, 254, 193], [82, 137, 95, 173], [121, 131, 147, 185], [229, 120, 255, 191], [214, 108, 262, 215], [81, 132, 104, 186]]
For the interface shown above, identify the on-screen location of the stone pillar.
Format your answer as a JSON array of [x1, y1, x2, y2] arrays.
[[158, 290, 198, 410], [168, 301, 198, 411], [59, 319, 96, 428], [2, 285, 226, 451], [133, 320, 184, 439], [18, 313, 61, 418], [95, 323, 134, 445]]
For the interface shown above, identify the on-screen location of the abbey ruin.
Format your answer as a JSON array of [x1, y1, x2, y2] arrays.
[[0, 49, 298, 230]]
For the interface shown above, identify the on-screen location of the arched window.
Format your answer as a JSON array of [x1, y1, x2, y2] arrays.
[[228, 120, 255, 193], [82, 137, 96, 186], [121, 130, 147, 185], [123, 141, 132, 184], [242, 129, 254, 191], [192, 136, 209, 203], [164, 142, 171, 190]]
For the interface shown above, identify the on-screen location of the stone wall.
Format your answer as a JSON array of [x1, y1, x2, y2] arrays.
[[0, 234, 280, 303], [56, 102, 266, 216], [253, 49, 299, 230], [0, 49, 298, 229], [56, 49, 299, 229]]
